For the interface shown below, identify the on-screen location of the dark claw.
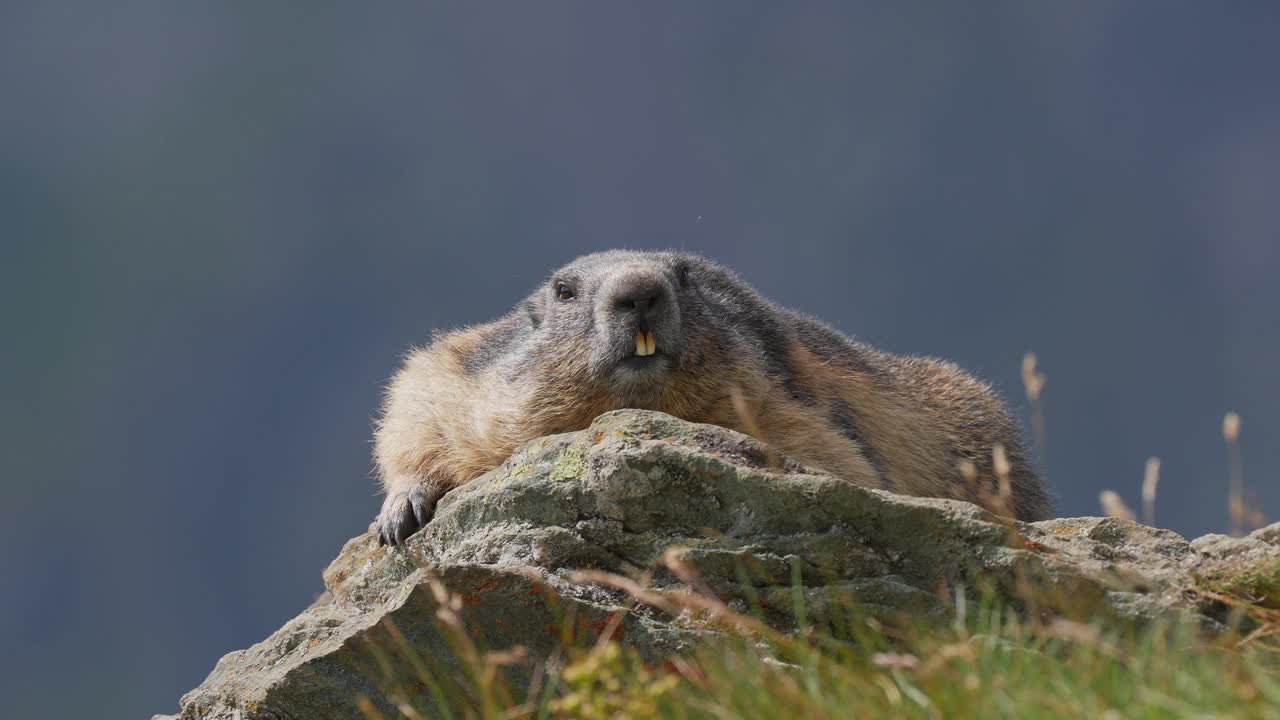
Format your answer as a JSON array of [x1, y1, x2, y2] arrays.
[[376, 485, 444, 547], [395, 499, 416, 545], [411, 488, 433, 528]]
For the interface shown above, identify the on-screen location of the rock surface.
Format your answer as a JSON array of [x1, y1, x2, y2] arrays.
[[156, 410, 1279, 720]]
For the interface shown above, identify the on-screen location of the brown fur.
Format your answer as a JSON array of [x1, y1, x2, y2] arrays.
[[373, 251, 1051, 545]]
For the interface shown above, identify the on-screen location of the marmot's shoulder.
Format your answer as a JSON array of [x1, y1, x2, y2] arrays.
[[442, 313, 527, 376]]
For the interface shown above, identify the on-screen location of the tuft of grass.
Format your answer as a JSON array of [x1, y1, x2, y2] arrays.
[[358, 558, 1280, 720], [1222, 559, 1280, 611], [550, 642, 680, 719], [1195, 556, 1280, 645], [662, 604, 1280, 720], [1211, 558, 1280, 611]]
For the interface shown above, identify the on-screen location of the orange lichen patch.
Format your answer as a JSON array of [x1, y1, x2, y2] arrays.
[[588, 614, 626, 642], [459, 579, 502, 606], [592, 431, 606, 444], [1023, 539, 1047, 552]]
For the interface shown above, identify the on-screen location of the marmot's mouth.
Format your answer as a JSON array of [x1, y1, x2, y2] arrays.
[[619, 352, 667, 371], [634, 330, 657, 357]]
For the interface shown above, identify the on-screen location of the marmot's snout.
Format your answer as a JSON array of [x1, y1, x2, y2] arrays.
[[604, 270, 669, 357], [591, 266, 686, 394], [597, 267, 681, 364]]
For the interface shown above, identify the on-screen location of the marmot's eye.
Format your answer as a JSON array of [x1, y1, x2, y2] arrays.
[[555, 283, 576, 301]]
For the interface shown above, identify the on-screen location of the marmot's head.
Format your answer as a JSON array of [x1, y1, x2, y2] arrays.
[[521, 250, 762, 408]]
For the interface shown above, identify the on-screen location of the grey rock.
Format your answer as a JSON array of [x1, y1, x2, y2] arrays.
[[157, 410, 1280, 720]]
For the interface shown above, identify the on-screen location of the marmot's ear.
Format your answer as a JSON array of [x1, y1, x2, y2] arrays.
[[674, 260, 695, 290], [523, 298, 544, 328]]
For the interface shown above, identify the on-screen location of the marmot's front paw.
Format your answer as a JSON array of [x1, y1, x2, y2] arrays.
[[376, 485, 441, 546]]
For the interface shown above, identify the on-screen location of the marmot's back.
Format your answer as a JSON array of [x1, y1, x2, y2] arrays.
[[373, 250, 1052, 545]]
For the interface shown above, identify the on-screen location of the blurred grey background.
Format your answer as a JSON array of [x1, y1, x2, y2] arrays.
[[2, 2, 1277, 717]]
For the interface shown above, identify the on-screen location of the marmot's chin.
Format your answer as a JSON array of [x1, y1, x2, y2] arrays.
[[609, 356, 669, 406]]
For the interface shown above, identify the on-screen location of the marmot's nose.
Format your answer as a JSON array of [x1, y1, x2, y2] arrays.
[[609, 276, 667, 322], [609, 279, 665, 312]]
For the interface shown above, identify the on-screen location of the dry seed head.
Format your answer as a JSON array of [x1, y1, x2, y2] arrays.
[[484, 646, 528, 667], [1142, 457, 1161, 504], [1021, 352, 1046, 401], [1099, 490, 1136, 522], [1045, 618, 1102, 647], [394, 702, 425, 720], [871, 652, 920, 671], [1223, 412, 1241, 443], [991, 444, 1010, 479], [1142, 456, 1160, 526], [426, 575, 450, 606], [992, 444, 1012, 500], [729, 384, 757, 436], [1224, 411, 1245, 537], [434, 607, 462, 629], [1229, 495, 1246, 523]]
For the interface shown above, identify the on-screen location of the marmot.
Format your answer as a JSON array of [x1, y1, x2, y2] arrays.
[[374, 250, 1052, 545]]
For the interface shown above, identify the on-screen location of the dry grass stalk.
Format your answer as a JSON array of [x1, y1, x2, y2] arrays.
[[570, 565, 774, 641], [1142, 457, 1160, 527], [1223, 412, 1245, 537], [958, 449, 1053, 616], [992, 443, 1013, 506], [969, 445, 1016, 522], [1021, 352, 1048, 462], [729, 383, 781, 469]]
